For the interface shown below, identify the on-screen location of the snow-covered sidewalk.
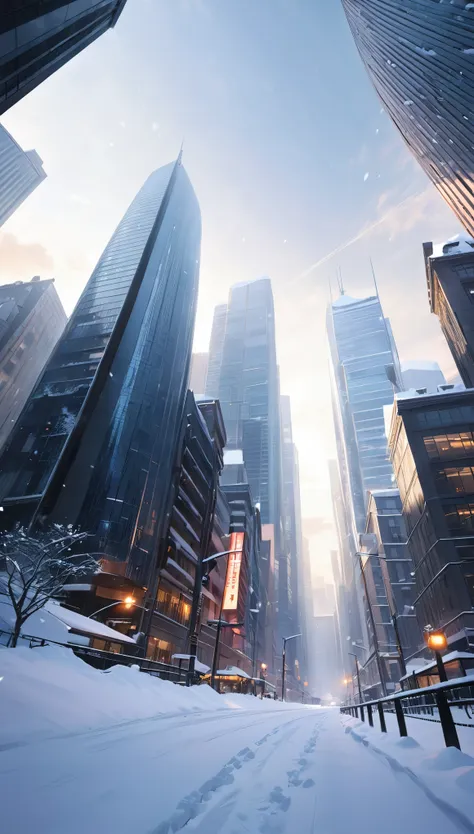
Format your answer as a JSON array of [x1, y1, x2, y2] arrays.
[[2, 646, 474, 834]]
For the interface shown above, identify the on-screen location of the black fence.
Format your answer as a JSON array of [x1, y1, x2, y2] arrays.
[[0, 628, 191, 685], [340, 678, 474, 751]]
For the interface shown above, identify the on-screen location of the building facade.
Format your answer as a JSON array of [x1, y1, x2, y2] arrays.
[[0, 278, 66, 452], [279, 394, 303, 683], [424, 237, 474, 388], [0, 1, 128, 114], [188, 352, 208, 396], [328, 293, 402, 533], [342, 0, 474, 237], [0, 126, 46, 226], [0, 157, 201, 600], [388, 387, 474, 652]]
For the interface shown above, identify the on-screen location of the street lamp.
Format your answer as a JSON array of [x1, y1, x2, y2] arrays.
[[424, 625, 448, 682], [356, 551, 388, 697], [281, 633, 302, 702], [208, 618, 244, 690], [348, 651, 363, 703], [188, 547, 242, 684], [88, 596, 148, 619]]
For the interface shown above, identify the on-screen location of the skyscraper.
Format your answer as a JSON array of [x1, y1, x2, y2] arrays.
[[207, 278, 281, 529], [424, 236, 474, 388], [328, 293, 402, 533], [0, 155, 201, 590], [0, 125, 46, 226], [188, 352, 208, 395], [0, 278, 66, 452], [0, 1, 128, 114], [342, 0, 474, 236]]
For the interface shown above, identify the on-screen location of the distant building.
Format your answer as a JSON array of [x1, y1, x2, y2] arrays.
[[205, 304, 227, 398], [280, 395, 304, 686], [0, 278, 66, 452], [424, 237, 474, 389], [0, 1, 128, 114], [0, 126, 46, 226], [401, 361, 446, 395], [189, 352, 208, 396], [388, 386, 474, 653], [313, 615, 341, 699], [342, 0, 474, 236]]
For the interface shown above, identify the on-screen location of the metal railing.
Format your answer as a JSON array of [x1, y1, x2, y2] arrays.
[[340, 678, 474, 750], [0, 628, 191, 685]]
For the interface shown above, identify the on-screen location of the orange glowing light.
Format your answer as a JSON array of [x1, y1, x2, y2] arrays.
[[427, 632, 447, 650], [124, 596, 135, 609]]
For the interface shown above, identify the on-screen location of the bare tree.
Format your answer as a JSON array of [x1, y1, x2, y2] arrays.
[[0, 527, 99, 647]]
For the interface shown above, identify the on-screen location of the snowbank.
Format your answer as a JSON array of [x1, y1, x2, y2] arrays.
[[0, 645, 300, 746], [342, 714, 474, 826]]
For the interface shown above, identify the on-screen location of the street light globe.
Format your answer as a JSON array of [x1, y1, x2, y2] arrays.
[[124, 596, 135, 608], [427, 632, 447, 650], [261, 662, 268, 670]]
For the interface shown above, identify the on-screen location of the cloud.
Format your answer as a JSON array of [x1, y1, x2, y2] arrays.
[[0, 233, 54, 281], [302, 516, 334, 537], [298, 188, 426, 280]]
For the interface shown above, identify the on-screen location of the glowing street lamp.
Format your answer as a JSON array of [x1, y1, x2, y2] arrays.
[[424, 625, 448, 682]]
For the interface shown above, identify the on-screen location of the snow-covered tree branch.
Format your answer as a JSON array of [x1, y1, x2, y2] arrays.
[[0, 527, 99, 647]]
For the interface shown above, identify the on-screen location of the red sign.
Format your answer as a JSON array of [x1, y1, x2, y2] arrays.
[[222, 532, 244, 611]]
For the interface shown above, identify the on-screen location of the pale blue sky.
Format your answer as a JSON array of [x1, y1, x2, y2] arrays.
[[0, 0, 463, 580]]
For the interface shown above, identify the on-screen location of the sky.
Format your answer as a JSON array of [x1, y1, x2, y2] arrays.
[[0, 0, 464, 584]]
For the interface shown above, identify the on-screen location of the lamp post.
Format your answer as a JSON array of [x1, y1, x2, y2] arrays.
[[356, 552, 387, 697], [187, 547, 241, 685], [281, 633, 302, 702], [424, 625, 448, 683], [208, 618, 244, 690], [348, 651, 363, 703]]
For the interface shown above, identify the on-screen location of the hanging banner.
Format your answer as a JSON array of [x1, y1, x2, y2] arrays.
[[222, 532, 244, 611]]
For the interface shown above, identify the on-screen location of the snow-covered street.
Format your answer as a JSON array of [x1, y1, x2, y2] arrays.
[[2, 703, 473, 834]]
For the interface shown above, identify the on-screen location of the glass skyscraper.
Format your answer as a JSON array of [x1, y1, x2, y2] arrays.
[[0, 125, 46, 226], [328, 293, 402, 533], [0, 155, 201, 588], [0, 1, 128, 114], [206, 278, 281, 529], [342, 0, 474, 236]]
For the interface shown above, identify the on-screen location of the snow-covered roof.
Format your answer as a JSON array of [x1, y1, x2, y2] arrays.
[[224, 449, 244, 466], [431, 234, 474, 259], [332, 294, 362, 308], [369, 488, 399, 498], [400, 650, 474, 681], [216, 666, 251, 678], [172, 654, 210, 674], [401, 360, 442, 372], [45, 601, 136, 644]]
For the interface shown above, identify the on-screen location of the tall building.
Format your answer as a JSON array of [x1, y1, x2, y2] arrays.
[[188, 352, 208, 395], [388, 387, 474, 653], [424, 236, 474, 388], [328, 293, 402, 533], [0, 125, 46, 226], [207, 278, 281, 530], [401, 361, 446, 395], [0, 278, 66, 452], [342, 0, 474, 236], [0, 1, 128, 114], [205, 303, 227, 398], [280, 395, 304, 689], [0, 156, 201, 596]]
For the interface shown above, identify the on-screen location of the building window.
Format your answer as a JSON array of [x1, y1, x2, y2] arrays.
[[443, 503, 474, 532], [434, 466, 474, 496], [424, 432, 474, 460]]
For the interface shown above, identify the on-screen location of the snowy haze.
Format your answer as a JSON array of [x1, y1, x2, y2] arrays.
[[0, 0, 462, 583]]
